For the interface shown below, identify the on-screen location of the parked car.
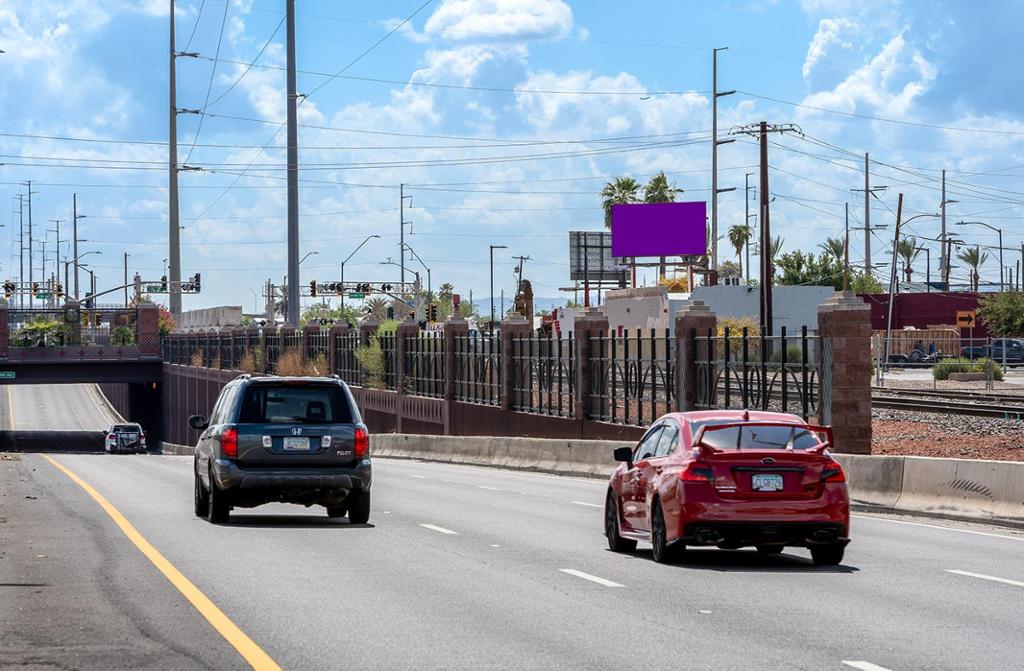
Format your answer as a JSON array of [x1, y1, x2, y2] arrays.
[[190, 374, 371, 525], [605, 410, 849, 565], [104, 423, 147, 454], [960, 338, 1024, 363]]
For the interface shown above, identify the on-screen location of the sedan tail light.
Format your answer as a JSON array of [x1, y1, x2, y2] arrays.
[[680, 462, 714, 482], [821, 461, 845, 482], [354, 427, 369, 459], [221, 427, 238, 458], [106, 434, 115, 441]]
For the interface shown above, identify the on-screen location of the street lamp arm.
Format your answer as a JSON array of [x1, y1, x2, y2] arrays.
[[343, 234, 381, 265]]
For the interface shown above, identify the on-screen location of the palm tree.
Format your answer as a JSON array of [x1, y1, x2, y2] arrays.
[[643, 171, 684, 276], [957, 246, 989, 291], [897, 237, 922, 282], [819, 236, 846, 263], [770, 236, 785, 263], [727, 224, 751, 278], [601, 177, 641, 229], [365, 297, 388, 321]]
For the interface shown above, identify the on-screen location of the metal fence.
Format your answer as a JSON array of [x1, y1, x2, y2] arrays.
[[692, 326, 822, 421], [334, 331, 364, 387], [378, 332, 397, 390], [8, 307, 138, 347], [588, 329, 673, 426], [404, 332, 445, 398], [453, 332, 501, 406], [511, 331, 574, 417]]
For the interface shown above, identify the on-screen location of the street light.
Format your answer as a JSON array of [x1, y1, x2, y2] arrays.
[[402, 243, 431, 301], [299, 251, 319, 265], [955, 221, 1003, 291], [381, 258, 420, 320], [341, 235, 380, 310], [71, 250, 101, 301], [489, 245, 507, 337]]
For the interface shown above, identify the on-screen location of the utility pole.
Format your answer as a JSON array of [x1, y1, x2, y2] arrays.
[[285, 0, 300, 326], [48, 219, 61, 288], [744, 172, 754, 285], [864, 153, 870, 273], [940, 169, 946, 287], [400, 184, 412, 286], [489, 244, 507, 338], [22, 180, 35, 308], [513, 255, 531, 300], [883, 193, 904, 368], [168, 0, 183, 317], [124, 252, 130, 306], [730, 122, 799, 335], [710, 46, 735, 282], [73, 193, 82, 300], [843, 202, 850, 292], [16, 194, 23, 309]]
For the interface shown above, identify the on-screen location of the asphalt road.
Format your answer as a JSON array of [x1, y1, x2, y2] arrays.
[[3, 386, 1024, 670]]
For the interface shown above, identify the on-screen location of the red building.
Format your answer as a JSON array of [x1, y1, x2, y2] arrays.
[[857, 292, 987, 338]]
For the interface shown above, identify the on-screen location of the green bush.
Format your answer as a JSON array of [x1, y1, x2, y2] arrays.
[[769, 344, 806, 364], [13, 318, 64, 347], [354, 337, 387, 389], [112, 325, 135, 346], [933, 357, 1004, 381]]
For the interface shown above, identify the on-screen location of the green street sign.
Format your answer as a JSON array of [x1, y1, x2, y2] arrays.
[[145, 285, 163, 292], [0, 371, 15, 379], [347, 292, 365, 299]]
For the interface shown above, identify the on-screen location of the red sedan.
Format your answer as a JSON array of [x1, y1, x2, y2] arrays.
[[605, 410, 850, 565]]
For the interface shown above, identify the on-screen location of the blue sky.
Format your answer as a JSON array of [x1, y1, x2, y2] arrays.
[[2, 0, 1023, 311]]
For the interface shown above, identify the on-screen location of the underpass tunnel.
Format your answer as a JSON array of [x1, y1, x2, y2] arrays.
[[0, 383, 157, 453]]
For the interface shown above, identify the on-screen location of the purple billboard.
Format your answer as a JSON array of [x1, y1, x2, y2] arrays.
[[610, 201, 707, 257]]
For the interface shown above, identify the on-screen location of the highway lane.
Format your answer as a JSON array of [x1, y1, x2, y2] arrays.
[[3, 385, 1024, 669], [0, 383, 119, 451]]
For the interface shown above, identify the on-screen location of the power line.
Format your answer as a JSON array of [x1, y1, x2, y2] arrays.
[[181, 0, 230, 165], [181, 0, 205, 51], [206, 15, 285, 109]]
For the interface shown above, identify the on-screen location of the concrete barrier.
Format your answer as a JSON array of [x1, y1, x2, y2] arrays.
[[373, 434, 1024, 527]]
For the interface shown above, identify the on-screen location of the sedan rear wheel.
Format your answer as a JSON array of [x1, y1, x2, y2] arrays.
[[605, 492, 636, 553], [193, 465, 209, 518], [810, 544, 845, 566], [651, 501, 683, 564], [326, 505, 347, 518]]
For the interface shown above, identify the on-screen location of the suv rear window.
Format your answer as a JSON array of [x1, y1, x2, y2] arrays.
[[690, 421, 822, 451], [237, 384, 353, 424]]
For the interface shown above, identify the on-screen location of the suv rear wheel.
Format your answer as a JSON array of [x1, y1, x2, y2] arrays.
[[206, 467, 231, 524], [347, 489, 370, 524]]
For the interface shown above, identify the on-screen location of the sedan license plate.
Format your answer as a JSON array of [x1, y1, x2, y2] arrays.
[[282, 436, 311, 451], [752, 473, 784, 492]]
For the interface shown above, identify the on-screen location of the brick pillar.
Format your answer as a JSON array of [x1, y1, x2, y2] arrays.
[[573, 308, 609, 421], [817, 291, 872, 454], [443, 314, 469, 401], [395, 317, 419, 395], [328, 322, 349, 374], [136, 302, 160, 357], [359, 316, 380, 346], [674, 300, 717, 411], [499, 314, 531, 411], [0, 303, 8, 359]]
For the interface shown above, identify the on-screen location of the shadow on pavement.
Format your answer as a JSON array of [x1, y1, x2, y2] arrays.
[[618, 547, 858, 573], [220, 514, 375, 530], [0, 430, 105, 453]]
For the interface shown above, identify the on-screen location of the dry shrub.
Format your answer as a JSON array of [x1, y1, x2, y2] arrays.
[[190, 350, 204, 367], [306, 354, 329, 376], [211, 354, 222, 370], [275, 348, 330, 377], [238, 349, 257, 373]]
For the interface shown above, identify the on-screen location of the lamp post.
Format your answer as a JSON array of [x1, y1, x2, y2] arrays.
[[402, 243, 431, 301], [341, 235, 380, 311], [955, 221, 1003, 291], [73, 197, 86, 300], [489, 244, 507, 337]]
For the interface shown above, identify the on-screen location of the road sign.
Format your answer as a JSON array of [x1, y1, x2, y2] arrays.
[[0, 371, 15, 379], [347, 292, 365, 299], [145, 284, 163, 293], [956, 310, 976, 327]]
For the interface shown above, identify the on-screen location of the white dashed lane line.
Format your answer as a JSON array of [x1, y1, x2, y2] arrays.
[[946, 569, 1024, 589], [558, 569, 623, 588], [571, 501, 602, 508], [419, 523, 459, 535], [476, 485, 501, 491], [842, 661, 896, 671]]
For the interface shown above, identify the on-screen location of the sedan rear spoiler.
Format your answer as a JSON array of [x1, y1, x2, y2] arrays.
[[692, 421, 834, 455]]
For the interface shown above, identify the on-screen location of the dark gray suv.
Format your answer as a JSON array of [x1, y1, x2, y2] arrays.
[[190, 375, 371, 524]]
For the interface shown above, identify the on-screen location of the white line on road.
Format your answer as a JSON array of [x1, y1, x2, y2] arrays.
[[558, 569, 623, 588], [946, 569, 1024, 588], [572, 501, 602, 508], [419, 523, 459, 535], [842, 662, 895, 671], [853, 514, 1024, 542], [410, 475, 428, 479], [476, 485, 501, 491]]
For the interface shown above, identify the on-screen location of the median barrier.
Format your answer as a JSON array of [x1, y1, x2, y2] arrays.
[[373, 434, 1024, 527]]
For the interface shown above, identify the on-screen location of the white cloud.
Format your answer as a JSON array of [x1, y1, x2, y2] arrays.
[[803, 17, 857, 81], [423, 0, 572, 42]]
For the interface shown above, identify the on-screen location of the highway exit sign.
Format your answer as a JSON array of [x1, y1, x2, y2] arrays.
[[0, 371, 15, 379], [146, 284, 163, 292], [347, 292, 365, 299]]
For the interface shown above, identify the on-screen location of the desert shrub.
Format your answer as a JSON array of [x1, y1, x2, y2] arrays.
[[769, 344, 807, 364], [933, 357, 1004, 381], [354, 337, 386, 389], [275, 348, 306, 376], [112, 325, 135, 346], [211, 354, 222, 370], [190, 350, 204, 367], [238, 349, 259, 373]]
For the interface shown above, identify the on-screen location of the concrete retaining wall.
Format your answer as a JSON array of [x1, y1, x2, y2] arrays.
[[373, 434, 1024, 527]]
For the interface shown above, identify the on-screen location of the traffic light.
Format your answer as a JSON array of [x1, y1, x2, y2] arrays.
[[31, 282, 39, 297], [386, 306, 395, 320], [428, 303, 438, 322], [94, 313, 103, 327], [160, 275, 168, 292], [309, 280, 318, 297], [193, 273, 201, 292], [381, 283, 393, 292], [3, 281, 13, 299], [55, 283, 63, 299]]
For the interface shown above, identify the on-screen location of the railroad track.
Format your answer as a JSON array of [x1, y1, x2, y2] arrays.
[[871, 387, 1024, 405], [871, 395, 1024, 418]]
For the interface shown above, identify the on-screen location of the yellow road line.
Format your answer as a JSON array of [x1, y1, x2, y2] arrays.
[[40, 455, 281, 671]]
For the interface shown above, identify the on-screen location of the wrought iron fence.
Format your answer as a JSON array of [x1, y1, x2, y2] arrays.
[[511, 331, 574, 416], [453, 331, 500, 406], [378, 332, 397, 390], [692, 326, 822, 421], [307, 329, 329, 362], [404, 332, 445, 398], [334, 331, 364, 386], [589, 328, 673, 426], [8, 307, 137, 347], [264, 331, 281, 373]]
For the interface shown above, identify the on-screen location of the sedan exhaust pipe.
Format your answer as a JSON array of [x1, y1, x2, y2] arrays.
[[694, 528, 723, 545]]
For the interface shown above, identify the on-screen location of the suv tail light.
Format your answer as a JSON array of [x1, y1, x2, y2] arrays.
[[821, 461, 845, 482], [221, 427, 238, 458], [354, 427, 369, 458], [680, 462, 714, 482]]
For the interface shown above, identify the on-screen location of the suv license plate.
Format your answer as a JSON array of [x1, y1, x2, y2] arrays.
[[283, 436, 310, 451], [752, 473, 784, 492]]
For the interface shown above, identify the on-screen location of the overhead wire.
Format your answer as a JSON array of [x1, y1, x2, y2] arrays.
[[181, 0, 230, 165]]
